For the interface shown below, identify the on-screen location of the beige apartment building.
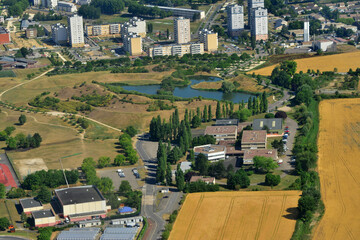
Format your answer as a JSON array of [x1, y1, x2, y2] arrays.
[[123, 33, 142, 56], [174, 17, 191, 44], [148, 43, 204, 57], [199, 29, 218, 52], [86, 23, 121, 36]]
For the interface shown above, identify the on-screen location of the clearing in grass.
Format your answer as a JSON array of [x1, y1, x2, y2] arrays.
[[170, 191, 301, 240], [313, 99, 360, 239]]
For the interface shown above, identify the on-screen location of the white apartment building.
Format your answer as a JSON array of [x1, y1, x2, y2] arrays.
[[33, 0, 41, 6], [57, 1, 77, 12], [51, 23, 68, 45], [174, 17, 191, 44], [304, 20, 310, 42], [120, 17, 146, 38], [250, 7, 268, 41], [194, 144, 226, 162], [226, 4, 244, 37], [148, 43, 204, 57], [68, 15, 84, 47], [248, 0, 264, 19], [42, 0, 57, 9]]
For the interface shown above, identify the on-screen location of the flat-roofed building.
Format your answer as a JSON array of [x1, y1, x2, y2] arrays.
[[227, 4, 244, 37], [78, 219, 101, 228], [253, 118, 282, 131], [250, 7, 268, 41], [51, 23, 68, 45], [214, 119, 239, 126], [86, 24, 121, 36], [241, 130, 267, 149], [111, 216, 143, 226], [57, 1, 77, 12], [313, 40, 335, 52], [55, 185, 109, 221], [190, 176, 216, 184], [32, 209, 57, 227], [204, 125, 238, 141], [194, 144, 226, 162], [145, 5, 205, 19], [57, 228, 100, 240], [25, 28, 37, 39], [68, 15, 84, 48], [20, 198, 43, 214], [174, 17, 190, 44], [121, 17, 146, 38], [199, 28, 218, 52], [148, 43, 204, 57], [123, 32, 142, 56], [243, 149, 277, 165]]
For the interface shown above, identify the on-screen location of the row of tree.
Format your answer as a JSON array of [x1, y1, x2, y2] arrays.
[[118, 134, 138, 165], [247, 91, 268, 115], [22, 169, 78, 190], [6, 132, 42, 150], [81, 158, 114, 194]]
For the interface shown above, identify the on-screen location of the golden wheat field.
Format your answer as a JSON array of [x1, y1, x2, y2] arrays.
[[313, 99, 360, 239], [169, 191, 301, 240], [250, 51, 360, 75]]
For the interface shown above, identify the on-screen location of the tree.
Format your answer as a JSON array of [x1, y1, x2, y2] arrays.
[[191, 115, 201, 128], [18, 114, 27, 125], [202, 105, 207, 122], [227, 169, 250, 189], [280, 60, 297, 77], [124, 126, 138, 137], [37, 186, 52, 204], [0, 217, 10, 231], [98, 156, 111, 168], [195, 153, 209, 175], [114, 154, 126, 166], [265, 173, 281, 186], [216, 101, 221, 119], [119, 180, 132, 194], [221, 81, 236, 93], [275, 111, 287, 119], [294, 84, 313, 106], [175, 164, 185, 191], [98, 177, 113, 194], [208, 105, 212, 122], [0, 183, 5, 199], [78, 5, 101, 19], [253, 156, 278, 173], [166, 163, 172, 186]]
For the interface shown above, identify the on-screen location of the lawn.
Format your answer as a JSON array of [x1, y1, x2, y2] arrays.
[[247, 169, 299, 190], [0, 199, 21, 224], [0, 70, 16, 78]]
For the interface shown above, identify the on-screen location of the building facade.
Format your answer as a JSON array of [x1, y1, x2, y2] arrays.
[[304, 20, 310, 42], [174, 17, 191, 44], [68, 15, 84, 47], [57, 1, 77, 12], [20, 198, 43, 214], [148, 43, 204, 57], [120, 17, 146, 38], [248, 0, 264, 19], [42, 0, 57, 9], [145, 5, 205, 19], [199, 29, 218, 52], [194, 144, 226, 162], [250, 7, 268, 40], [25, 28, 37, 39], [226, 4, 244, 37], [86, 23, 121, 36], [123, 33, 142, 56], [204, 125, 238, 141], [52, 23, 68, 45], [32, 209, 58, 227]]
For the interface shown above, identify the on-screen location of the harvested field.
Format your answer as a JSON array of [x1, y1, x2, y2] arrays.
[[170, 191, 301, 240], [250, 51, 360, 75], [313, 99, 360, 239]]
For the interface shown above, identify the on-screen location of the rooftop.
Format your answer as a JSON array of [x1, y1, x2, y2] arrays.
[[243, 149, 278, 160], [194, 144, 226, 154], [241, 130, 267, 143], [205, 125, 238, 135], [32, 209, 55, 219], [180, 161, 192, 172], [55, 185, 105, 205], [57, 228, 100, 240], [214, 119, 239, 126], [189, 176, 215, 183], [20, 198, 42, 209], [253, 118, 283, 131]]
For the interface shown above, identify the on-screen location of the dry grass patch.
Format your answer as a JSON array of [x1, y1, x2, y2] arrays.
[[313, 99, 360, 239], [170, 191, 301, 240], [251, 51, 360, 75]]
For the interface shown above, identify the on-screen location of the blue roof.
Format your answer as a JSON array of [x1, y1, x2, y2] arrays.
[[118, 206, 133, 213]]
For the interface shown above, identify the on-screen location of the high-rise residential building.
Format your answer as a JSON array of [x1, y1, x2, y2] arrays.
[[120, 17, 146, 38], [226, 4, 244, 37], [33, 0, 41, 6], [68, 15, 84, 47], [248, 0, 264, 20], [51, 23, 68, 45], [304, 20, 310, 42], [199, 29, 218, 52], [42, 0, 57, 9], [174, 17, 191, 44], [123, 33, 142, 56], [250, 7, 268, 41]]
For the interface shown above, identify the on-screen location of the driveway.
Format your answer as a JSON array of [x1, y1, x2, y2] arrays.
[[278, 117, 298, 176]]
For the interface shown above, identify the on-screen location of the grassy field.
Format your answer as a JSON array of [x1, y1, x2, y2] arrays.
[[247, 169, 299, 190], [0, 70, 16, 78], [170, 191, 301, 240], [0, 108, 119, 176], [312, 99, 360, 239], [0, 199, 21, 224], [250, 51, 360, 75]]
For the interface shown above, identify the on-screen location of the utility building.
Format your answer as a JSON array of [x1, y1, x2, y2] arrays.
[[226, 4, 244, 37]]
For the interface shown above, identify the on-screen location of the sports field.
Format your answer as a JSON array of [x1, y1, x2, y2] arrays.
[[313, 99, 360, 239], [170, 191, 301, 240], [251, 51, 360, 75]]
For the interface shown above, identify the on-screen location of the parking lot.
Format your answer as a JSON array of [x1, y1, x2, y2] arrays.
[[97, 167, 141, 191]]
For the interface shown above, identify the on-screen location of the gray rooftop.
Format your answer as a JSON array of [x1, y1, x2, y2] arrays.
[[104, 227, 139, 234], [57, 228, 100, 240], [253, 118, 283, 131], [214, 119, 239, 126], [32, 209, 54, 219], [100, 233, 136, 240], [55, 185, 105, 205], [20, 198, 42, 209]]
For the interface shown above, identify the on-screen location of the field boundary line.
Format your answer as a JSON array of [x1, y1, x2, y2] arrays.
[[254, 196, 269, 240], [184, 194, 204, 240], [271, 195, 287, 240], [217, 197, 235, 240]]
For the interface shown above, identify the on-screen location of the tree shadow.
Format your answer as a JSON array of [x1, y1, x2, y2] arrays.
[[15, 203, 23, 214], [282, 207, 299, 220]]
